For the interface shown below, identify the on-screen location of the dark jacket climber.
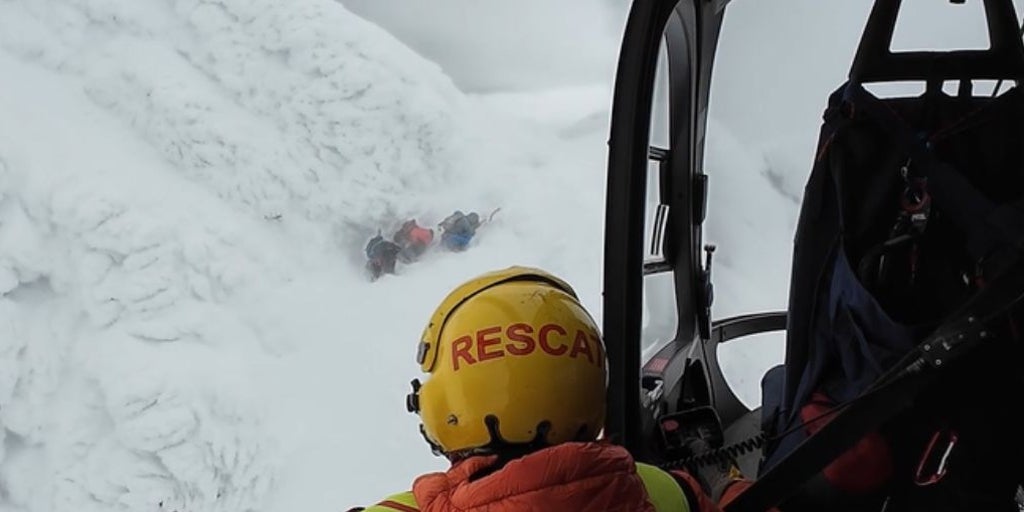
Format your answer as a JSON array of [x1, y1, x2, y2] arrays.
[[365, 234, 401, 280], [438, 211, 481, 252], [348, 266, 772, 512], [394, 220, 435, 263]]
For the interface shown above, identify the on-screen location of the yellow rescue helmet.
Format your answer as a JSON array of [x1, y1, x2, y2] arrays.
[[406, 266, 606, 456]]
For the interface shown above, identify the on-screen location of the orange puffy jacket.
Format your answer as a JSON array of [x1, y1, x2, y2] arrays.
[[351, 441, 766, 512], [413, 442, 654, 511]]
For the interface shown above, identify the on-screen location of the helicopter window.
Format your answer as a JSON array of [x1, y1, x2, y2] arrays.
[[970, 79, 1016, 97], [641, 272, 679, 358], [645, 42, 671, 268], [863, 81, 928, 98], [640, 43, 679, 359], [863, 78, 1017, 99], [649, 43, 671, 151], [718, 331, 787, 409], [891, 0, 990, 52], [644, 160, 669, 264], [700, 0, 857, 407]]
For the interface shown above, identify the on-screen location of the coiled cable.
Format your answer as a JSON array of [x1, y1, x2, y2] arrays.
[[660, 432, 766, 470]]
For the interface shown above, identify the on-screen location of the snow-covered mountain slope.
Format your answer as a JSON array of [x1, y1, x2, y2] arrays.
[[0, 1, 614, 511], [0, 37, 317, 508], [0, 0, 468, 255]]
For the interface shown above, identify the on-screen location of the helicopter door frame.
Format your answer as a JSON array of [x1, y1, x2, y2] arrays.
[[603, 0, 732, 458]]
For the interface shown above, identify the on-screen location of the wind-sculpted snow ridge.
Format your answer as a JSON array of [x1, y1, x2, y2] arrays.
[[0, 118, 291, 510], [0, 0, 478, 509], [0, 0, 466, 247]]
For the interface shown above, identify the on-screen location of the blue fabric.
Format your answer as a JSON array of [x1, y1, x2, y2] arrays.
[[794, 248, 922, 409], [763, 246, 925, 471], [443, 232, 472, 251], [759, 365, 802, 472]]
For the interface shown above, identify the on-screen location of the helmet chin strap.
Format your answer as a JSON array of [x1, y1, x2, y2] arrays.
[[417, 424, 447, 458], [415, 415, 597, 463], [443, 418, 553, 463]]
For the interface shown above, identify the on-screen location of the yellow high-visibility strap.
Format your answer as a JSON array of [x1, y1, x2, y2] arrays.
[[637, 462, 691, 512], [359, 467, 688, 512], [360, 491, 418, 512]]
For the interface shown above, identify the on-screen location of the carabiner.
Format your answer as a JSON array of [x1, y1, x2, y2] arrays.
[[914, 428, 958, 486]]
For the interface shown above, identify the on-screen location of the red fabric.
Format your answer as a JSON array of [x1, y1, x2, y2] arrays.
[[409, 226, 433, 245], [669, 470, 722, 512], [800, 392, 893, 494], [412, 442, 656, 512], [667, 470, 779, 512], [718, 480, 780, 512]]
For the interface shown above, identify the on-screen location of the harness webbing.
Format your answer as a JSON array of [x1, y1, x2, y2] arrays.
[[842, 83, 1024, 266]]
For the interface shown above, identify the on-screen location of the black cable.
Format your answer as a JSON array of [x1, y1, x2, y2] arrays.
[[660, 432, 766, 470], [659, 364, 925, 471]]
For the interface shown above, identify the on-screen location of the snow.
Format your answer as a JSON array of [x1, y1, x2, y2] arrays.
[[0, 1, 609, 509], [0, 0, 1003, 510]]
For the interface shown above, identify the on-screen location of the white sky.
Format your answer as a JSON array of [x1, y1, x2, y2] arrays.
[[338, 0, 630, 92]]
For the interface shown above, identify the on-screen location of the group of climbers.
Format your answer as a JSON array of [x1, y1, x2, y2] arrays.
[[365, 210, 488, 281]]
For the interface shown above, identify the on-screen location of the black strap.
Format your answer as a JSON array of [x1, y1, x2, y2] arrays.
[[843, 83, 1024, 263], [723, 255, 1024, 512]]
